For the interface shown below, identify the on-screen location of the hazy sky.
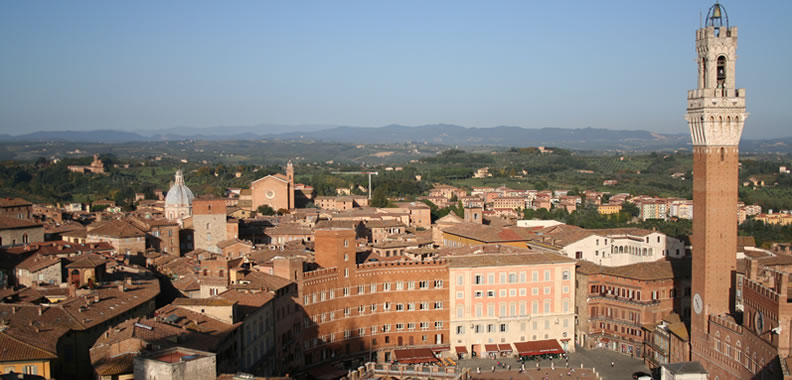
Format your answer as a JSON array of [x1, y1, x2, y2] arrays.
[[1, 1, 790, 138]]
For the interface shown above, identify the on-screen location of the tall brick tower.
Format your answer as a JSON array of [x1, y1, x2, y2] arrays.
[[686, 1, 748, 354]]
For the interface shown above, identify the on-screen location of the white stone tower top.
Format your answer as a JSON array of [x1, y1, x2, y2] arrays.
[[685, 2, 748, 147]]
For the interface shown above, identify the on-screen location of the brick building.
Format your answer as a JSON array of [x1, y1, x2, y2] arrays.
[[575, 259, 691, 358], [300, 228, 449, 367]]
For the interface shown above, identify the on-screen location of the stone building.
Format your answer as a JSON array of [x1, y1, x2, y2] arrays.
[[164, 169, 194, 226], [67, 154, 106, 174], [0, 197, 33, 220], [15, 253, 62, 287], [86, 220, 146, 255], [192, 198, 228, 254], [0, 216, 44, 247]]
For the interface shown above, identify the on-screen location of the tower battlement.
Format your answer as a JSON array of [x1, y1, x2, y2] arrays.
[[697, 26, 738, 41]]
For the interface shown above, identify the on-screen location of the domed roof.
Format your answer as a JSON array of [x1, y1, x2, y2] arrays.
[[165, 169, 194, 206]]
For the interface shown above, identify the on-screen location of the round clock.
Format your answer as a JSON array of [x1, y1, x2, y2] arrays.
[[693, 293, 703, 315], [754, 311, 764, 334], [266, 190, 275, 199]]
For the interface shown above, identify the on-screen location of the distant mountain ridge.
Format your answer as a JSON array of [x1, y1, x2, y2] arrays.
[[1, 124, 791, 152]]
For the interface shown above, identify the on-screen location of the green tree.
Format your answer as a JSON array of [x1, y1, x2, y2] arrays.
[[257, 205, 275, 216], [621, 202, 640, 218], [370, 187, 390, 207]]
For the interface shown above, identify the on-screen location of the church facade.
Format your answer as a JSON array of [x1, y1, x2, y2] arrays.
[[250, 160, 295, 212]]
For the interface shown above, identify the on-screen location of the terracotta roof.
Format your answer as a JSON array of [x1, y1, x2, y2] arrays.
[[88, 220, 145, 239], [94, 353, 136, 376], [0, 198, 32, 207], [217, 289, 274, 320], [173, 298, 237, 307], [216, 238, 252, 249], [576, 258, 691, 281], [0, 331, 58, 361], [365, 220, 405, 229], [66, 253, 109, 268], [265, 223, 312, 236], [443, 224, 536, 243], [230, 270, 292, 292], [16, 253, 60, 273], [314, 220, 361, 229], [0, 216, 41, 230], [449, 251, 575, 268]]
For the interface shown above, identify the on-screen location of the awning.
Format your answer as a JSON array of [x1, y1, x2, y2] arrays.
[[498, 343, 513, 352], [431, 345, 449, 352], [393, 348, 439, 364], [484, 344, 499, 353], [513, 339, 565, 357], [600, 338, 610, 343], [307, 365, 349, 380], [455, 346, 468, 354]]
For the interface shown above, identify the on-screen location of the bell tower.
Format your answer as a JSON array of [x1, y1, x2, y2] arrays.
[[686, 1, 748, 352]]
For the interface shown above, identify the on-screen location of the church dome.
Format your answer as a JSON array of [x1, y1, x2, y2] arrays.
[[165, 169, 194, 206]]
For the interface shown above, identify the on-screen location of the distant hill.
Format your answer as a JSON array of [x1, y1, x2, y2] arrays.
[[270, 124, 693, 151], [2, 124, 791, 152]]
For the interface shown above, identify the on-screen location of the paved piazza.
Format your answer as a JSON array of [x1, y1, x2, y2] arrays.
[[455, 345, 651, 380]]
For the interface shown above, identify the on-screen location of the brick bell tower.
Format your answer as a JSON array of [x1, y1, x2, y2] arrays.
[[686, 1, 748, 354]]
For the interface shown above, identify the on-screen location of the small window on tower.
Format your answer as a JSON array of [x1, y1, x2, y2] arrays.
[[720, 147, 725, 161]]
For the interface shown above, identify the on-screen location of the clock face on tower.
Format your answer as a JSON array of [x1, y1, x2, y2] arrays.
[[693, 293, 703, 315], [755, 311, 764, 334]]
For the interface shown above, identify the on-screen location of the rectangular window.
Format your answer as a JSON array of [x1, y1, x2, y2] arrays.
[[396, 323, 404, 331], [434, 279, 444, 288], [500, 272, 506, 284], [457, 305, 464, 318], [474, 275, 482, 285], [500, 324, 507, 332], [407, 303, 415, 311], [396, 281, 404, 290], [407, 281, 415, 290], [396, 303, 404, 311], [457, 275, 464, 285], [384, 283, 391, 291], [435, 301, 443, 309], [343, 287, 349, 296], [370, 283, 377, 293], [456, 291, 464, 299], [487, 303, 495, 317], [520, 272, 526, 283], [544, 270, 551, 281], [487, 290, 495, 297], [509, 289, 517, 297], [456, 325, 465, 334], [532, 271, 538, 282], [475, 303, 483, 317], [358, 285, 365, 294], [488, 273, 495, 284], [499, 289, 507, 297], [519, 288, 526, 296], [544, 287, 551, 294], [419, 280, 428, 289]]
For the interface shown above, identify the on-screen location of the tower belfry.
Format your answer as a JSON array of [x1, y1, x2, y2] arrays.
[[687, 0, 748, 356]]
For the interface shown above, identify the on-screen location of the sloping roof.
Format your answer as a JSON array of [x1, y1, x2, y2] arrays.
[[0, 198, 32, 207], [216, 238, 252, 249], [0, 216, 41, 230], [94, 353, 136, 376], [577, 258, 691, 281], [443, 224, 536, 243], [66, 254, 108, 269], [230, 270, 291, 292], [435, 213, 464, 224], [173, 298, 236, 307], [449, 252, 574, 268], [16, 253, 60, 273], [87, 220, 145, 239], [0, 331, 58, 361]]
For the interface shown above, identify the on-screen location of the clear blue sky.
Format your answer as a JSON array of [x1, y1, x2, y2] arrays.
[[1, 1, 790, 138]]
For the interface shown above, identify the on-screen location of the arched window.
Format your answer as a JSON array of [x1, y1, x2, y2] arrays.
[[717, 56, 726, 88], [203, 269, 208, 276], [218, 270, 224, 278], [22, 234, 28, 244]]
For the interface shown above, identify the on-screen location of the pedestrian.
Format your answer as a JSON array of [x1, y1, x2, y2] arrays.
[[537, 362, 540, 370], [611, 361, 615, 368], [477, 367, 480, 374], [492, 366, 495, 372], [507, 364, 511, 371]]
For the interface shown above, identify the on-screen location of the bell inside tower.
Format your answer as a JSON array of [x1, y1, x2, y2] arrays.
[[716, 56, 726, 89]]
